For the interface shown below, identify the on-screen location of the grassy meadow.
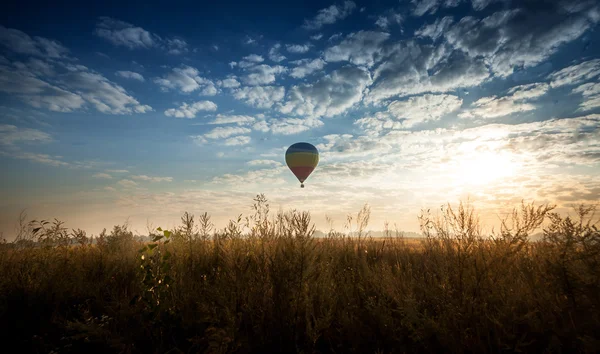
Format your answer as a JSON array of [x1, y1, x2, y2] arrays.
[[1, 195, 599, 353]]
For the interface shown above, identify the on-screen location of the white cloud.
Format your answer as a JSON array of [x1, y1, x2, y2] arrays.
[[411, 0, 462, 17], [579, 95, 600, 111], [243, 54, 264, 63], [0, 124, 52, 146], [286, 44, 311, 53], [94, 17, 189, 54], [209, 114, 255, 125], [572, 82, 600, 97], [442, 3, 599, 77], [268, 44, 286, 62], [242, 64, 287, 86], [290, 58, 325, 79], [367, 41, 490, 103], [310, 34, 323, 41], [154, 65, 214, 93], [93, 173, 113, 179], [95, 17, 157, 49], [0, 65, 86, 112], [324, 31, 390, 68], [232, 85, 285, 108], [106, 169, 129, 173], [164, 100, 217, 118], [303, 1, 357, 30], [62, 70, 153, 114], [388, 94, 463, 127], [548, 59, 600, 88], [118, 179, 138, 188], [104, 186, 116, 192], [200, 83, 219, 96], [224, 135, 251, 146], [218, 77, 241, 88], [116, 70, 145, 81], [131, 175, 173, 182], [374, 10, 404, 30], [269, 117, 324, 135], [460, 83, 549, 119], [0, 25, 69, 58], [415, 16, 454, 41], [247, 159, 282, 166], [279, 66, 371, 118], [204, 126, 252, 139]]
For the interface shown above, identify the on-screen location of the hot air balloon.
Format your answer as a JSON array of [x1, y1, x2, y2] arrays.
[[285, 142, 319, 188]]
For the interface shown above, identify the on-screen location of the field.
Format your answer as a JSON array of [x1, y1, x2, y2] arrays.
[[1, 196, 599, 353]]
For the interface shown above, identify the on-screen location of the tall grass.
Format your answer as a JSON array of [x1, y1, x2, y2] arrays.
[[0, 195, 599, 353]]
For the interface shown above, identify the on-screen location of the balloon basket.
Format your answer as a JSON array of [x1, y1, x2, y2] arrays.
[[300, 183, 304, 188]]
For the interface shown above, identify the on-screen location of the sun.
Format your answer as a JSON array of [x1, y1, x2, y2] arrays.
[[450, 150, 521, 187]]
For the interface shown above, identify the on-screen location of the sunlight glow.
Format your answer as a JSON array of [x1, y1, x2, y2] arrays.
[[450, 150, 522, 187]]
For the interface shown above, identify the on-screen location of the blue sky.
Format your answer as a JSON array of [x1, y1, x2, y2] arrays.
[[1, 0, 599, 237]]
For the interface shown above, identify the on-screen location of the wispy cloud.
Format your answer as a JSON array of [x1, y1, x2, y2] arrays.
[[303, 1, 357, 30], [164, 100, 217, 118], [115, 70, 145, 81]]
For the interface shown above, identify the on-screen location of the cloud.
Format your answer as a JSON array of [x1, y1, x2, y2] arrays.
[[243, 54, 264, 63], [247, 159, 282, 166], [279, 66, 372, 118], [269, 117, 324, 135], [0, 65, 86, 112], [218, 77, 241, 88], [106, 169, 129, 173], [0, 59, 151, 114], [0, 25, 69, 58], [242, 64, 287, 86], [104, 186, 116, 192], [116, 70, 145, 81], [62, 70, 153, 114], [164, 100, 218, 118], [286, 44, 311, 53], [268, 44, 286, 62], [441, 2, 600, 77], [548, 59, 600, 88], [232, 85, 285, 108], [290, 58, 325, 79], [95, 17, 157, 49], [224, 135, 251, 146], [411, 0, 462, 17], [415, 16, 454, 41], [204, 126, 252, 139], [323, 31, 390, 68], [572, 82, 600, 111], [94, 17, 189, 54], [460, 83, 549, 119], [366, 41, 490, 103], [303, 1, 357, 30], [388, 94, 463, 127], [131, 175, 173, 182], [199, 84, 218, 96], [93, 173, 113, 179], [117, 179, 138, 188], [154, 65, 214, 93], [310, 34, 323, 41], [374, 10, 404, 30], [0, 124, 52, 146], [209, 114, 255, 125]]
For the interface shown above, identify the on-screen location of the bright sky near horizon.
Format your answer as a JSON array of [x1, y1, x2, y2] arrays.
[[0, 0, 599, 238]]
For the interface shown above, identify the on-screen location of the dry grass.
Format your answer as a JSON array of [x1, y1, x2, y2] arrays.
[[0, 195, 599, 354]]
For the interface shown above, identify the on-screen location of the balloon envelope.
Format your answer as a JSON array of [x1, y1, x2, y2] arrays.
[[285, 142, 319, 187]]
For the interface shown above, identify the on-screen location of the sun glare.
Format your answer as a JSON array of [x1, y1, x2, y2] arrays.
[[451, 150, 521, 187]]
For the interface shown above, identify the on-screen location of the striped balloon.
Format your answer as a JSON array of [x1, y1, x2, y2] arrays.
[[285, 142, 319, 188]]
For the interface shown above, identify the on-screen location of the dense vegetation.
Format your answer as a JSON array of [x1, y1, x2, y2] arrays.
[[1, 195, 599, 353]]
